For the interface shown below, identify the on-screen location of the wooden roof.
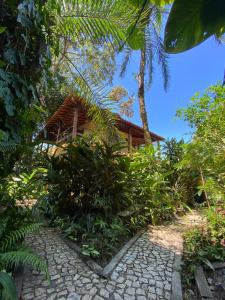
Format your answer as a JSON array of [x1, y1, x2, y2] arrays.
[[38, 95, 164, 145]]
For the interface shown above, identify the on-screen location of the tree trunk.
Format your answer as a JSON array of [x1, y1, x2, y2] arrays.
[[138, 45, 152, 144]]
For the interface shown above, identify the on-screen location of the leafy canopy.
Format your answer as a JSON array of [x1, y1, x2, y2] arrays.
[[177, 83, 225, 197]]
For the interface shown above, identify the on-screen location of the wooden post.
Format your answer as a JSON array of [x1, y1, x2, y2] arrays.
[[128, 128, 132, 153], [72, 106, 78, 138], [56, 121, 61, 142]]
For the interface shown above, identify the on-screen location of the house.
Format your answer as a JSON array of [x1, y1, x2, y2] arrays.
[[38, 95, 164, 151]]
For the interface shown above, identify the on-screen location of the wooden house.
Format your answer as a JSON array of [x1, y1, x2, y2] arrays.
[[38, 96, 164, 151]]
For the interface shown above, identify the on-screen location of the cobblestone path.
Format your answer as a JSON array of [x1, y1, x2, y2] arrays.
[[21, 211, 204, 300]]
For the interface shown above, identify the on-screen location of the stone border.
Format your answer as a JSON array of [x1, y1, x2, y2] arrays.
[[64, 238, 103, 276], [63, 230, 144, 278], [101, 230, 144, 277], [171, 254, 183, 300], [195, 261, 225, 300], [195, 266, 214, 300], [210, 262, 225, 270]]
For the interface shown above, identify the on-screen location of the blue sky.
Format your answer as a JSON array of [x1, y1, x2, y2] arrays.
[[113, 37, 225, 141]]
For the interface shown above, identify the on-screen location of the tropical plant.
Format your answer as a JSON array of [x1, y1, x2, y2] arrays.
[[176, 83, 225, 200], [125, 146, 177, 224], [0, 208, 48, 300], [183, 202, 225, 281], [44, 138, 129, 216], [120, 1, 171, 143], [162, 138, 198, 206], [164, 0, 225, 53], [0, 0, 149, 178]]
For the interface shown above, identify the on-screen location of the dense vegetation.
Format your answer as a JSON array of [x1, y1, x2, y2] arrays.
[[0, 0, 224, 299], [33, 136, 197, 264], [179, 84, 225, 294], [0, 0, 156, 297]]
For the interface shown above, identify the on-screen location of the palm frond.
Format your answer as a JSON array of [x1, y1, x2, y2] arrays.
[[145, 5, 169, 91], [149, 21, 169, 91], [51, 0, 148, 50], [120, 47, 133, 78], [72, 73, 118, 135], [0, 223, 42, 252], [58, 52, 118, 135], [0, 271, 16, 300], [145, 28, 154, 88]]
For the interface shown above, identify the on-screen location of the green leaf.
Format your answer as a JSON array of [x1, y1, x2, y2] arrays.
[[165, 0, 225, 53], [126, 26, 145, 50], [0, 26, 7, 34], [0, 59, 6, 68], [0, 271, 17, 300]]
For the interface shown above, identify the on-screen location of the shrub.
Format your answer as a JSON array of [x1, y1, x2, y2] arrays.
[[183, 202, 225, 273], [44, 139, 129, 217], [125, 146, 177, 225]]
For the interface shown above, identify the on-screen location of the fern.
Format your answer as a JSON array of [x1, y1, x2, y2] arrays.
[[0, 223, 42, 252], [0, 217, 10, 240], [0, 251, 48, 280], [0, 271, 16, 300]]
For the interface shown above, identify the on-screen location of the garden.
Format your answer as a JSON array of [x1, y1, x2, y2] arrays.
[[0, 0, 225, 300]]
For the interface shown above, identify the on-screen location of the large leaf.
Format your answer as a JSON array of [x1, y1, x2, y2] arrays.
[[0, 272, 16, 300], [164, 0, 225, 53]]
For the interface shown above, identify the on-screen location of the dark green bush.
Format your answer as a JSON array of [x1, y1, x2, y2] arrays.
[[44, 139, 129, 217], [125, 145, 181, 225]]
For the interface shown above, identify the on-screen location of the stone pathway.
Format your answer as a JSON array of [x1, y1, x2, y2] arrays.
[[21, 210, 205, 300]]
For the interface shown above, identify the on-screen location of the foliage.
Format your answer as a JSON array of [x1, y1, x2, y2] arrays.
[[120, 2, 170, 90], [165, 0, 225, 53], [0, 0, 52, 176], [0, 0, 149, 177], [120, 1, 170, 144], [108, 86, 135, 118], [42, 41, 118, 118], [50, 213, 129, 262], [0, 207, 48, 300], [180, 83, 225, 291], [183, 202, 225, 286], [43, 139, 129, 217], [177, 83, 225, 199], [125, 146, 178, 225], [162, 138, 199, 206]]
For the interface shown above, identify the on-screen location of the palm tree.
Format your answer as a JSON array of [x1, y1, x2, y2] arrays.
[[121, 3, 169, 144]]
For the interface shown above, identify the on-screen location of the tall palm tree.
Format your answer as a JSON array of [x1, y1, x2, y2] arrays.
[[121, 3, 169, 144]]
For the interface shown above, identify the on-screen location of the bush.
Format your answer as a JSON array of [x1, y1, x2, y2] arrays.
[[52, 213, 130, 262], [44, 139, 129, 218], [183, 202, 225, 273], [125, 145, 182, 225]]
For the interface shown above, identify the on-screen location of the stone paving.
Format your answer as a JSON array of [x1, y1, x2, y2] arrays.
[[21, 211, 204, 300]]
